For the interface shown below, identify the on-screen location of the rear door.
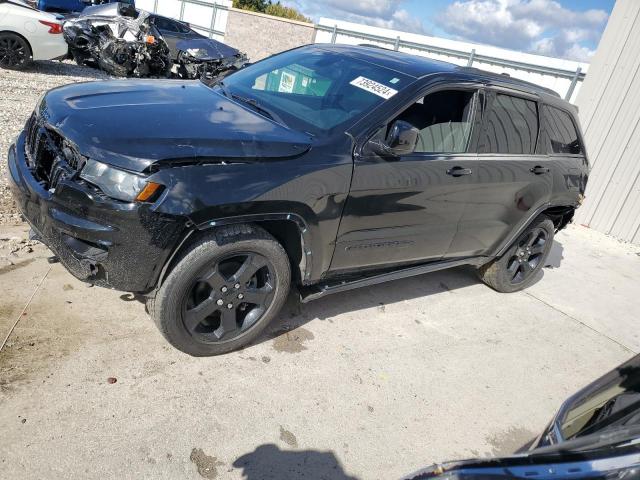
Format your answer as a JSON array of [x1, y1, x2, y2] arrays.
[[445, 89, 553, 258]]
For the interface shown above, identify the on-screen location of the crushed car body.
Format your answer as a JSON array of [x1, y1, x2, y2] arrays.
[[63, 5, 171, 77], [175, 38, 247, 84], [62, 2, 247, 80]]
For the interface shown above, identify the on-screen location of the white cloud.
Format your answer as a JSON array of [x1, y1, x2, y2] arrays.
[[438, 0, 608, 61], [281, 0, 607, 61], [282, 0, 427, 33]]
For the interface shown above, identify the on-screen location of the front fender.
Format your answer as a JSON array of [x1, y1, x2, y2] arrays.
[[149, 158, 353, 281]]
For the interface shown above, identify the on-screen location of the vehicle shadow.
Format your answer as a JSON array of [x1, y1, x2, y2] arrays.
[[22, 60, 109, 79], [232, 444, 360, 480], [258, 239, 565, 346], [257, 264, 480, 346], [545, 239, 564, 269]]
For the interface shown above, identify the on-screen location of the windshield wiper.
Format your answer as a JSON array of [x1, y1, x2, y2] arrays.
[[213, 81, 288, 127], [231, 93, 287, 126]]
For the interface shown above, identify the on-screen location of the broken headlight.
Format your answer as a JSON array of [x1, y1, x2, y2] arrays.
[[80, 159, 148, 202]]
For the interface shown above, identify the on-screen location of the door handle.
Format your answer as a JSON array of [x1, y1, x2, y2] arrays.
[[530, 165, 550, 175], [447, 166, 472, 177]]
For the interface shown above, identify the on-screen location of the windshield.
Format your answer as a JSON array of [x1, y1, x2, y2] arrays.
[[219, 47, 414, 136]]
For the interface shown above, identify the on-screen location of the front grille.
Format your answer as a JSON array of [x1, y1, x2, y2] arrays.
[[24, 113, 80, 191]]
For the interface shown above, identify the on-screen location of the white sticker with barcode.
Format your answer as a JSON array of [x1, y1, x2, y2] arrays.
[[349, 76, 398, 99]]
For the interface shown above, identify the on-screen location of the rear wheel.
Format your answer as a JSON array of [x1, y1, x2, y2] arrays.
[[0, 33, 31, 70], [150, 224, 290, 356], [478, 216, 555, 293]]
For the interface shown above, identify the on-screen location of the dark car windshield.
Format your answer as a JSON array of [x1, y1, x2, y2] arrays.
[[218, 47, 414, 136]]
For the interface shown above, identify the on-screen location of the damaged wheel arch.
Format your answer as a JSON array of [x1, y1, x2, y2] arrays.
[[154, 213, 313, 294]]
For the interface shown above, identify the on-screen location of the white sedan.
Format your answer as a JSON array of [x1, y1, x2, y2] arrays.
[[0, 0, 69, 69]]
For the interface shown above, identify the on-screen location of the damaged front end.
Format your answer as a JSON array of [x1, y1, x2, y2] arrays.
[[63, 6, 171, 78], [8, 99, 184, 292], [175, 38, 248, 84]]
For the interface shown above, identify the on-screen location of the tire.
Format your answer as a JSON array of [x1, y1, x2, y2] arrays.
[[477, 216, 555, 293], [150, 224, 291, 356], [0, 33, 32, 70]]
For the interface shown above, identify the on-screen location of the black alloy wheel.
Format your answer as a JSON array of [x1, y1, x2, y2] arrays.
[[183, 252, 276, 343], [477, 215, 555, 293], [150, 224, 291, 356], [506, 227, 548, 285], [0, 34, 30, 70]]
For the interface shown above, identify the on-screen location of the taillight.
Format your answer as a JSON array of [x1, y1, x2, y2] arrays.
[[39, 20, 63, 34]]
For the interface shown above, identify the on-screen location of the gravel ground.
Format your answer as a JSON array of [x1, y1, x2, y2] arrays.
[[0, 60, 110, 225]]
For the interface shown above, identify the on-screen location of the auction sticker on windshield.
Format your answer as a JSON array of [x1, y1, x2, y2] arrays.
[[350, 76, 398, 99]]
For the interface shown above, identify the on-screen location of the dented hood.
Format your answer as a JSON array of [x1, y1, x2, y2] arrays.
[[177, 38, 240, 61], [40, 79, 312, 172]]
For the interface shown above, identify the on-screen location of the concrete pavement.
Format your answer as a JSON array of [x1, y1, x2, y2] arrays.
[[0, 223, 638, 479]]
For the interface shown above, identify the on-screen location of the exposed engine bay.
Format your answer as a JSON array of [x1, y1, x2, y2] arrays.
[[175, 38, 246, 85], [62, 3, 247, 81]]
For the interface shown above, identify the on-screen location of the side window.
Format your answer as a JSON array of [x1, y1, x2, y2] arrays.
[[395, 90, 476, 154], [153, 17, 180, 33], [543, 106, 583, 155], [478, 94, 539, 155]]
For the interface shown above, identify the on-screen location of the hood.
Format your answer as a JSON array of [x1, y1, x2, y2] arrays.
[[39, 79, 312, 172], [177, 38, 240, 61]]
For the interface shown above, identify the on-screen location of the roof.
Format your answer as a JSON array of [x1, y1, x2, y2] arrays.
[[311, 43, 560, 99]]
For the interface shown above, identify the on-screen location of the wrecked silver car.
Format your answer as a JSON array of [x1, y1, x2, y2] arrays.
[[63, 2, 247, 80], [63, 4, 171, 77]]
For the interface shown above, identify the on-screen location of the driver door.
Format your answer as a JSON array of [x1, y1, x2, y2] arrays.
[[330, 87, 482, 272]]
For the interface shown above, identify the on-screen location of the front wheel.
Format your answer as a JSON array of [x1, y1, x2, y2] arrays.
[[477, 216, 555, 293], [150, 224, 291, 356]]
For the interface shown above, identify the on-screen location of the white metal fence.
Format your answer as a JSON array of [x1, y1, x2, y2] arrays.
[[135, 0, 231, 41], [315, 18, 588, 102]]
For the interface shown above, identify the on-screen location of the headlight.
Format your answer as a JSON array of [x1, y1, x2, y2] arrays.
[[80, 159, 149, 202]]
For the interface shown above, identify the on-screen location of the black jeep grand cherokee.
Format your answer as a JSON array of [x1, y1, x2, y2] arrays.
[[8, 44, 588, 356]]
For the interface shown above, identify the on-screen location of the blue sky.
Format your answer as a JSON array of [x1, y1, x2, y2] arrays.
[[281, 0, 616, 61]]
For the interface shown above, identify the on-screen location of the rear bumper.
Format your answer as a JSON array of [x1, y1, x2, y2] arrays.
[[31, 35, 69, 62], [8, 131, 184, 292]]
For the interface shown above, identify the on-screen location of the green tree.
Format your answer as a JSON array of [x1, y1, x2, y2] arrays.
[[232, 0, 269, 12], [265, 2, 311, 22], [233, 0, 311, 23]]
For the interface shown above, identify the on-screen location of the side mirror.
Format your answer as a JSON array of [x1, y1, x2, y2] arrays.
[[367, 120, 419, 158]]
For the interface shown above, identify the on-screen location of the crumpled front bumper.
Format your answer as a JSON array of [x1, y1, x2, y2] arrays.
[[7, 131, 184, 293]]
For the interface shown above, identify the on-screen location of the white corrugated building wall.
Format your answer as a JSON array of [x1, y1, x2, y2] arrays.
[[575, 0, 640, 244]]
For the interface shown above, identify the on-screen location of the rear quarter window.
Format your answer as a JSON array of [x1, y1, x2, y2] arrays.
[[543, 105, 583, 155]]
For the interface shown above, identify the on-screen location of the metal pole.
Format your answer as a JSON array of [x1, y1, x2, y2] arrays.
[[467, 48, 476, 67], [393, 36, 400, 51], [565, 66, 582, 101], [179, 0, 186, 20], [153, 0, 158, 13], [331, 25, 337, 44], [209, 3, 218, 39]]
